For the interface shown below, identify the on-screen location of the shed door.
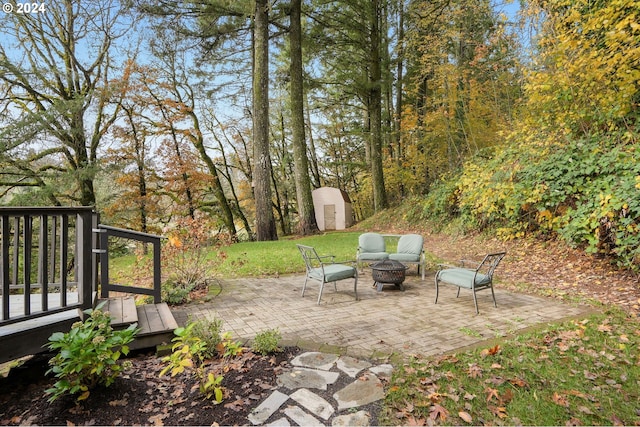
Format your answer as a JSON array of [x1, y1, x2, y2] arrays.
[[324, 204, 336, 230]]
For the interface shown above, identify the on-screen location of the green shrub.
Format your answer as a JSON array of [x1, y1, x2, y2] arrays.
[[252, 329, 282, 355], [160, 324, 224, 402], [161, 278, 195, 305], [424, 133, 640, 271], [186, 317, 224, 359], [45, 302, 138, 402]]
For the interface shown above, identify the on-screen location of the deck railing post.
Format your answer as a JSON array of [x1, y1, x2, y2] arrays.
[[23, 215, 32, 315], [1, 215, 10, 320], [39, 214, 49, 312], [76, 210, 93, 310], [153, 238, 161, 303]]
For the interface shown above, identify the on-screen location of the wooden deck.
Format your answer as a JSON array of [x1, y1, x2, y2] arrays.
[[0, 207, 170, 364], [0, 294, 178, 364], [1, 292, 79, 319]]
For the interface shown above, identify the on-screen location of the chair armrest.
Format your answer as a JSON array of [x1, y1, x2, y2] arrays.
[[319, 255, 336, 261], [323, 259, 357, 265], [460, 259, 482, 269], [437, 263, 460, 270], [437, 263, 475, 271]]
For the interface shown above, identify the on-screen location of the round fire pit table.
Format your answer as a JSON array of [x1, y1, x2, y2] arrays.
[[371, 259, 408, 292]]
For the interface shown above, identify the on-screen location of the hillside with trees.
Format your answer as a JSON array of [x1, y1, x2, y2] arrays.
[[0, 0, 638, 270]]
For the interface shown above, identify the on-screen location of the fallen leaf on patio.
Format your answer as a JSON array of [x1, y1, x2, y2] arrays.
[[458, 411, 473, 423], [109, 399, 128, 407]]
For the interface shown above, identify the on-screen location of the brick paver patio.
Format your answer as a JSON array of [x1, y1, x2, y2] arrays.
[[173, 271, 592, 360]]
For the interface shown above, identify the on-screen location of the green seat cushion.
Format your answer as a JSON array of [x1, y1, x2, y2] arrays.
[[309, 264, 356, 282], [389, 253, 419, 262], [358, 252, 389, 261], [437, 268, 490, 288]]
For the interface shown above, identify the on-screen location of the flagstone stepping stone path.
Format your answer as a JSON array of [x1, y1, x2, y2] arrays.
[[247, 351, 393, 426]]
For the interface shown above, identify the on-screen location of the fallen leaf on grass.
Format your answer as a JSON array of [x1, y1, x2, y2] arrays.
[[509, 377, 529, 388], [488, 405, 508, 419], [480, 345, 501, 357], [552, 392, 570, 407], [485, 387, 499, 403], [429, 403, 449, 421], [458, 411, 473, 423], [578, 405, 594, 415], [611, 414, 625, 426], [467, 363, 483, 378], [405, 415, 427, 426]]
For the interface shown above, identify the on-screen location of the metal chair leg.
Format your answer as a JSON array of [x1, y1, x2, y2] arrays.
[[472, 289, 479, 314], [490, 285, 497, 307], [317, 282, 325, 305]]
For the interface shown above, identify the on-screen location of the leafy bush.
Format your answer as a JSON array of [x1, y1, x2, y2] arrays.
[[45, 303, 138, 402], [252, 329, 282, 355], [423, 134, 640, 271], [218, 332, 244, 358], [162, 215, 232, 303], [186, 316, 224, 359], [160, 323, 224, 402], [161, 278, 195, 305]]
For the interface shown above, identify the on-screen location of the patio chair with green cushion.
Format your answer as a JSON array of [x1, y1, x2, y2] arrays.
[[434, 252, 506, 314], [297, 244, 359, 305], [356, 232, 389, 270], [388, 234, 426, 280]]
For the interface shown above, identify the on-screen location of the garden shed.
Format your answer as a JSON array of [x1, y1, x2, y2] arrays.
[[312, 187, 354, 231]]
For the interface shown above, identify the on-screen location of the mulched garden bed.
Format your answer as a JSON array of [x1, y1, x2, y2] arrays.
[[0, 347, 303, 426]]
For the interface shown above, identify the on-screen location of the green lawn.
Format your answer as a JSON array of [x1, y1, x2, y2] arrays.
[[209, 231, 407, 278], [382, 308, 640, 426]]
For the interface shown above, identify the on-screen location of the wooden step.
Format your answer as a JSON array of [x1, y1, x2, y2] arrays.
[[98, 296, 138, 328], [130, 303, 178, 350], [136, 303, 178, 336], [98, 297, 179, 350]]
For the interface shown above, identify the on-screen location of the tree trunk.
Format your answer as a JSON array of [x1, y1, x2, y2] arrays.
[[369, 0, 387, 212], [290, 0, 319, 235], [253, 0, 277, 241]]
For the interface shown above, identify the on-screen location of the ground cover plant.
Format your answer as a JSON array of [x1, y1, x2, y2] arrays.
[[383, 308, 640, 426]]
